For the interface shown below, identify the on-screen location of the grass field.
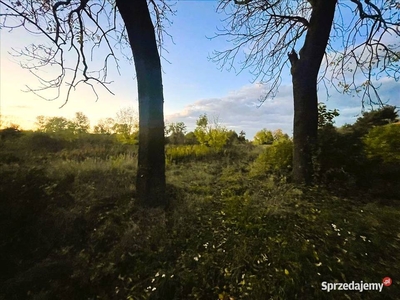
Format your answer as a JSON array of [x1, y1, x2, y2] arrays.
[[0, 133, 399, 299]]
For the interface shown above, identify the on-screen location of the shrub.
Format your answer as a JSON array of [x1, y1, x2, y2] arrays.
[[250, 139, 293, 177], [315, 123, 400, 199], [24, 132, 67, 152], [253, 129, 289, 145], [315, 126, 367, 188], [166, 145, 212, 164], [0, 127, 23, 140], [194, 114, 229, 150], [253, 128, 274, 145], [363, 123, 400, 164], [362, 124, 400, 198]]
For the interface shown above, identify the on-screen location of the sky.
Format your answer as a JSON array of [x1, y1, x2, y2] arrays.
[[0, 1, 399, 140]]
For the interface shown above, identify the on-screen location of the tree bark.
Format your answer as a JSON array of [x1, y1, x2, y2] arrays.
[[290, 0, 337, 185], [116, 0, 166, 207]]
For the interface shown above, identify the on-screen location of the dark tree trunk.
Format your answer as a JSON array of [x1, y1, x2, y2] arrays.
[[116, 0, 166, 207], [289, 0, 337, 185]]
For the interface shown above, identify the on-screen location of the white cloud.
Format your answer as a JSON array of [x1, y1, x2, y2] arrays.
[[166, 83, 294, 139], [166, 76, 399, 140]]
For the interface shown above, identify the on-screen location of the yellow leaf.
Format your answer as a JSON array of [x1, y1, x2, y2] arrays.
[[284, 269, 290, 276]]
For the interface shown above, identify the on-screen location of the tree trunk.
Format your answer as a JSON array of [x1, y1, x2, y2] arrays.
[[289, 0, 337, 185], [116, 0, 166, 207]]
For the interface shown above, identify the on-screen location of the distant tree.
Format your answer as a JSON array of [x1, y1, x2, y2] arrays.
[[0, 0, 174, 207], [36, 113, 90, 137], [38, 116, 75, 140], [194, 114, 229, 150], [93, 118, 116, 135], [113, 107, 139, 144], [226, 130, 246, 146], [115, 107, 138, 129], [35, 116, 47, 132], [238, 130, 246, 143], [213, 0, 400, 184], [253, 129, 274, 145], [42, 117, 71, 134], [70, 112, 90, 134], [226, 130, 243, 146], [352, 105, 399, 136], [166, 122, 187, 145], [272, 129, 290, 142], [196, 114, 209, 128], [225, 129, 248, 145], [194, 114, 210, 146]]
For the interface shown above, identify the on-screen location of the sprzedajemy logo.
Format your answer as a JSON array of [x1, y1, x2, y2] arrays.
[[321, 277, 392, 293]]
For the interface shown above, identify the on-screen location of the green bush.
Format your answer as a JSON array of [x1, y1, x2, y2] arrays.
[[253, 128, 274, 145], [253, 129, 289, 145], [194, 114, 229, 150], [315, 123, 400, 199], [166, 145, 212, 163], [362, 124, 400, 198], [24, 132, 67, 152], [250, 139, 293, 177], [363, 124, 400, 164], [315, 126, 367, 188]]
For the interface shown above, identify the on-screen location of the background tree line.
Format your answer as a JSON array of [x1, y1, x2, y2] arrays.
[[2, 104, 399, 196]]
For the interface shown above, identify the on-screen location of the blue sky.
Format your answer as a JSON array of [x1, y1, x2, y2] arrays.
[[0, 1, 399, 140]]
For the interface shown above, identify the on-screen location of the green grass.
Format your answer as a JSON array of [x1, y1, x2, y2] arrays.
[[0, 136, 399, 300]]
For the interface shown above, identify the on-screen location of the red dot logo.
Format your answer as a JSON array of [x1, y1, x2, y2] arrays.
[[383, 277, 392, 287]]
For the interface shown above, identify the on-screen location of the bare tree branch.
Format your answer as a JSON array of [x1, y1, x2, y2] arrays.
[[211, 0, 310, 102], [212, 0, 400, 106], [0, 0, 175, 107]]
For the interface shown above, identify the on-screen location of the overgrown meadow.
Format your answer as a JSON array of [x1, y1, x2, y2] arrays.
[[1, 107, 400, 300]]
